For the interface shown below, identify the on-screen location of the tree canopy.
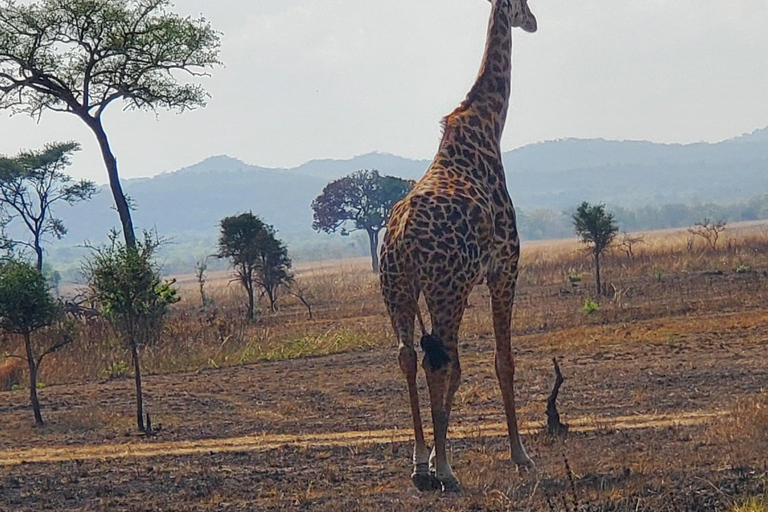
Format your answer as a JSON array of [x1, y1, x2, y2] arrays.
[[219, 212, 292, 319], [0, 259, 58, 336], [311, 169, 413, 273], [0, 0, 221, 248], [0, 141, 96, 271]]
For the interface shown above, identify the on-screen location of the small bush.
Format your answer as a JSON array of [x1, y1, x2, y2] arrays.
[[102, 360, 130, 380], [582, 298, 600, 315], [566, 270, 582, 284]]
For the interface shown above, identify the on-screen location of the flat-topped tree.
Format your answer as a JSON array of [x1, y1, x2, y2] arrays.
[[0, 142, 96, 271], [0, 0, 221, 248], [312, 170, 414, 273]]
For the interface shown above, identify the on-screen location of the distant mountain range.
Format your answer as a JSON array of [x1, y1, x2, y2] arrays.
[[27, 126, 768, 275]]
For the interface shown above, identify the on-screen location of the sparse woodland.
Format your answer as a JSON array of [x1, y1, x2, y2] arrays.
[[2, 221, 764, 386]]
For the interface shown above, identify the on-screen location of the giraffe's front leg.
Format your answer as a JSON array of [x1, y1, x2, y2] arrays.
[[398, 343, 441, 491], [489, 271, 535, 471]]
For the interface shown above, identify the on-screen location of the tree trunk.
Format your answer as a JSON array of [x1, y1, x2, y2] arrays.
[[594, 250, 602, 296], [367, 228, 380, 274], [131, 338, 145, 432], [34, 234, 43, 272], [23, 332, 44, 426], [199, 281, 206, 309], [246, 282, 255, 322], [267, 286, 277, 312], [84, 116, 137, 249]]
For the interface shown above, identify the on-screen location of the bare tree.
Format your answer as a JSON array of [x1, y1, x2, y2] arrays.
[[688, 219, 727, 250], [286, 281, 314, 320], [617, 232, 644, 260], [195, 257, 210, 309]]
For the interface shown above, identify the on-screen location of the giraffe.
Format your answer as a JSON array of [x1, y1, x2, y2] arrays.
[[379, 0, 537, 493]]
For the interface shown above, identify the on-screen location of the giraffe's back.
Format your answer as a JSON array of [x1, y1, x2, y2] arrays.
[[381, 161, 506, 294]]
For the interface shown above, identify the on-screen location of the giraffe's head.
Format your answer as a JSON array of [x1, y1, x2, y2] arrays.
[[495, 0, 537, 33]]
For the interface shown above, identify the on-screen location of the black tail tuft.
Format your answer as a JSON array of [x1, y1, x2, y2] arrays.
[[420, 333, 450, 370]]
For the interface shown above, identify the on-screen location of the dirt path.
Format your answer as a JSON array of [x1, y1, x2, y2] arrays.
[[0, 409, 724, 466]]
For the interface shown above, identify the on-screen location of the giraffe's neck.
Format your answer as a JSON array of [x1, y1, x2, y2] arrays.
[[457, 2, 513, 142]]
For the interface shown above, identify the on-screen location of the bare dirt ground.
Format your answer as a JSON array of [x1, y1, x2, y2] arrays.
[[2, 302, 767, 511]]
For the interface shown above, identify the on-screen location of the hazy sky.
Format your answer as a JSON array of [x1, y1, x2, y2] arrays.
[[1, 0, 767, 183]]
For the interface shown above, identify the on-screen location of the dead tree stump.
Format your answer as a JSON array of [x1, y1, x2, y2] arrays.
[[546, 357, 569, 436]]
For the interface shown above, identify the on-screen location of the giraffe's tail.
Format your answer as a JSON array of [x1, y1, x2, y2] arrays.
[[420, 333, 450, 371], [414, 297, 450, 370]]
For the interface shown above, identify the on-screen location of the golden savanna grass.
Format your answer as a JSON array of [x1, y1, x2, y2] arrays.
[[0, 357, 25, 391], [2, 221, 767, 388]]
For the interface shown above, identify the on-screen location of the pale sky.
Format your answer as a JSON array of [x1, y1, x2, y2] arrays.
[[1, 0, 767, 184]]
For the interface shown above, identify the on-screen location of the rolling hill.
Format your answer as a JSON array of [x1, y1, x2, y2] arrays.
[[25, 126, 768, 275]]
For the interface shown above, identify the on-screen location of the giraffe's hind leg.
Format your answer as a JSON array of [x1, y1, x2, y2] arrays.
[[488, 264, 534, 470], [421, 287, 469, 492], [399, 328, 440, 491], [382, 268, 440, 491]]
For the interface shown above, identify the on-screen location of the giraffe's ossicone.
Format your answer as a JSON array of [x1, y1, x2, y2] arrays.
[[380, 0, 537, 493]]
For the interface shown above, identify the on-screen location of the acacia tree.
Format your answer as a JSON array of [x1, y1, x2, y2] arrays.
[[0, 142, 96, 271], [0, 0, 220, 249], [311, 169, 413, 273], [83, 231, 178, 432], [218, 212, 292, 320], [573, 202, 618, 296], [0, 259, 71, 426]]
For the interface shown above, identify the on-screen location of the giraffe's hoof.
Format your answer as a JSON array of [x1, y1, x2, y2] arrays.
[[514, 457, 537, 473], [438, 474, 463, 493], [411, 470, 441, 492]]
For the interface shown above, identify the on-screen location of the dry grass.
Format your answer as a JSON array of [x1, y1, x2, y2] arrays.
[[4, 221, 767, 389], [2, 267, 768, 511], [0, 357, 24, 391], [733, 496, 768, 512]]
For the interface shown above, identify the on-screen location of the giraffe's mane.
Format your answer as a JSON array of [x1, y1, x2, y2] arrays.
[[438, 97, 476, 144]]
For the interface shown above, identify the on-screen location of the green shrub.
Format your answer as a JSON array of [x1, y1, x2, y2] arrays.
[[102, 360, 130, 380], [582, 298, 600, 315], [566, 270, 582, 284]]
